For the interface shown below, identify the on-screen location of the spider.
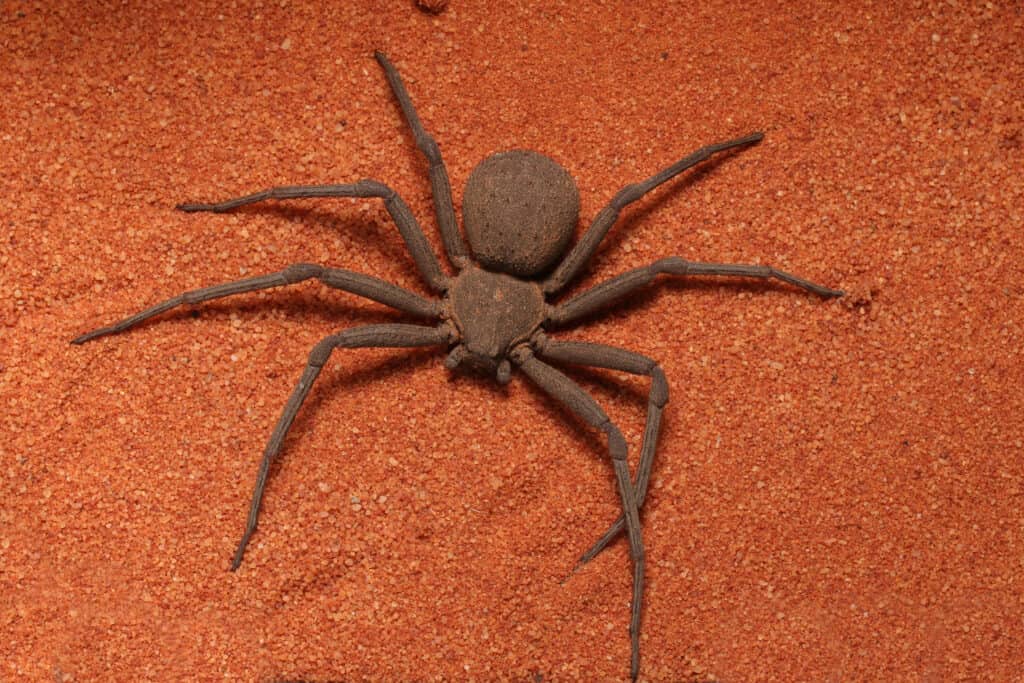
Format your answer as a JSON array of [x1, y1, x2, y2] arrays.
[[72, 51, 843, 681]]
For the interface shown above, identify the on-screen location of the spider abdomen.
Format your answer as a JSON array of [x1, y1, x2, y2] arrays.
[[447, 266, 545, 373], [462, 150, 580, 278]]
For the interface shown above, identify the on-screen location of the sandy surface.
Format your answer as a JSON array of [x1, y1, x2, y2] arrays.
[[3, 2, 1022, 681]]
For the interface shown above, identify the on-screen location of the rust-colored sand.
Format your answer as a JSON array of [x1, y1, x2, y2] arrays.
[[3, 2, 1022, 681]]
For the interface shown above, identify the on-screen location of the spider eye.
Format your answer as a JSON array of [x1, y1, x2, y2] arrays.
[[462, 150, 579, 278]]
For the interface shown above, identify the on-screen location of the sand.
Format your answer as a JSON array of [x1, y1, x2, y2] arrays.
[[3, 1, 1022, 681]]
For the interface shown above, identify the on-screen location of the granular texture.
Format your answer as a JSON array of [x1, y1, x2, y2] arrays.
[[2, 2, 1022, 681], [462, 150, 580, 277]]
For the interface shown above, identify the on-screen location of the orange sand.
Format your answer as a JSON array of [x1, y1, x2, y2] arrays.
[[3, 2, 1022, 681]]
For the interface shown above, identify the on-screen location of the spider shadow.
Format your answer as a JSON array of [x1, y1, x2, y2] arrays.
[[578, 148, 753, 277], [505, 369, 656, 568], [442, 362, 514, 398], [558, 363, 650, 420], [105, 285, 425, 343], [211, 203, 426, 274], [560, 363, 656, 479], [438, 354, 653, 463], [555, 274, 802, 331], [189, 289, 415, 328], [514, 365, 638, 472], [271, 345, 445, 459]]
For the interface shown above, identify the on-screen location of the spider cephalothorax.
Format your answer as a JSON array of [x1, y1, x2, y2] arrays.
[[445, 266, 544, 381], [73, 51, 843, 681]]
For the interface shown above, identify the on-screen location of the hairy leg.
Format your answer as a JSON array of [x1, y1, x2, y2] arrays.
[[231, 322, 453, 570], [72, 263, 440, 345], [177, 179, 448, 292], [543, 133, 764, 296], [549, 256, 842, 327], [375, 51, 469, 268], [513, 347, 645, 682], [534, 335, 667, 565]]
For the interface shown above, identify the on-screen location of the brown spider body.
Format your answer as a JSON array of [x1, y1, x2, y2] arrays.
[[447, 150, 582, 381], [72, 51, 843, 681]]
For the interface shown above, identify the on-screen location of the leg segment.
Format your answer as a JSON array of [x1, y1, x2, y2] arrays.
[[534, 336, 668, 565], [548, 256, 843, 328], [543, 133, 764, 296], [232, 322, 453, 570], [513, 348, 645, 682], [71, 263, 440, 345], [374, 51, 469, 268], [177, 180, 448, 293]]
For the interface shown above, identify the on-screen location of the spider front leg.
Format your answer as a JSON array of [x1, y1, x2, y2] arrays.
[[544, 133, 765, 296], [232, 322, 453, 570], [374, 51, 469, 268], [513, 347, 645, 682], [177, 180, 449, 292], [533, 335, 668, 566], [71, 264, 439, 344], [548, 256, 843, 328]]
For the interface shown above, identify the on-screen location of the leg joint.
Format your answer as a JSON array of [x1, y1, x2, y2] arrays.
[[181, 289, 204, 304], [510, 344, 534, 366], [651, 257, 689, 275], [308, 337, 337, 367], [603, 422, 628, 461], [419, 136, 441, 163], [529, 330, 550, 352], [612, 183, 644, 208], [283, 263, 324, 283], [355, 179, 393, 199], [650, 365, 669, 407]]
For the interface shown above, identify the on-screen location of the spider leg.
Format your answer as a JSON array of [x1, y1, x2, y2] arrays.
[[533, 335, 667, 567], [374, 51, 469, 268], [512, 347, 645, 682], [177, 180, 448, 292], [548, 256, 843, 328], [71, 263, 440, 344], [232, 322, 453, 570], [543, 133, 764, 296]]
